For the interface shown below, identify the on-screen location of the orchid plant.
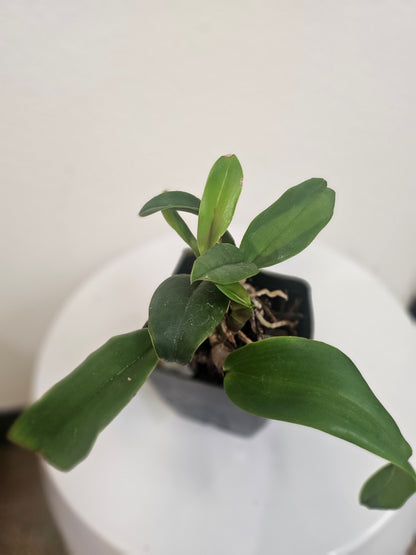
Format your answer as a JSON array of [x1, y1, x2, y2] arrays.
[[9, 155, 416, 509]]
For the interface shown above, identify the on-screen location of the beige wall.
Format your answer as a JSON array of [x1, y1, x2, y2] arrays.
[[1, 0, 415, 408]]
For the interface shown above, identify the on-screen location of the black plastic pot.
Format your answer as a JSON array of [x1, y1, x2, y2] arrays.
[[150, 250, 313, 437]]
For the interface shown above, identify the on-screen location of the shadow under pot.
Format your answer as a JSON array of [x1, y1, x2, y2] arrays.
[[149, 250, 313, 437]]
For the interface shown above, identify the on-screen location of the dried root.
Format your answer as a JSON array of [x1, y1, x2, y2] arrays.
[[244, 283, 298, 331]]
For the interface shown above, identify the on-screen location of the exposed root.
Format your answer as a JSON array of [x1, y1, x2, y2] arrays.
[[237, 330, 253, 344], [255, 288, 288, 301], [244, 282, 296, 330], [256, 311, 298, 330], [195, 279, 303, 377]]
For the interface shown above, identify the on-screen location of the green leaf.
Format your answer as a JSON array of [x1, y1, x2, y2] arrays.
[[220, 230, 236, 246], [360, 463, 416, 509], [197, 155, 243, 254], [223, 337, 412, 470], [191, 243, 258, 285], [226, 302, 253, 332], [216, 282, 253, 308], [240, 178, 335, 268], [162, 209, 199, 256], [139, 191, 200, 217], [8, 329, 158, 471], [148, 274, 229, 364]]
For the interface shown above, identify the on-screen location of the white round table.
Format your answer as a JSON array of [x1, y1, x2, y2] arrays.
[[33, 234, 416, 554]]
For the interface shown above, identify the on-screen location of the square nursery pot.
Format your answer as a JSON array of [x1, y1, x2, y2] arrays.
[[149, 249, 313, 437]]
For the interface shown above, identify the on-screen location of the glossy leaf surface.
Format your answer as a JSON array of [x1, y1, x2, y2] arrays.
[[216, 282, 253, 308], [139, 191, 200, 217], [240, 178, 335, 268], [197, 155, 243, 254], [224, 337, 412, 469], [8, 329, 158, 471], [191, 243, 258, 285], [360, 463, 416, 509], [148, 274, 228, 364]]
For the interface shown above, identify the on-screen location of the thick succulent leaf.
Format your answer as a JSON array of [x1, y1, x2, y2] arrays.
[[240, 178, 335, 268], [162, 209, 199, 255], [139, 191, 200, 217], [223, 337, 412, 470], [191, 243, 258, 285], [197, 155, 243, 254], [216, 282, 253, 308], [360, 463, 416, 509], [8, 329, 158, 471], [148, 274, 229, 364]]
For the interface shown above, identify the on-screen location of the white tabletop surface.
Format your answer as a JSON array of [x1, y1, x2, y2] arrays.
[[33, 235, 416, 554]]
